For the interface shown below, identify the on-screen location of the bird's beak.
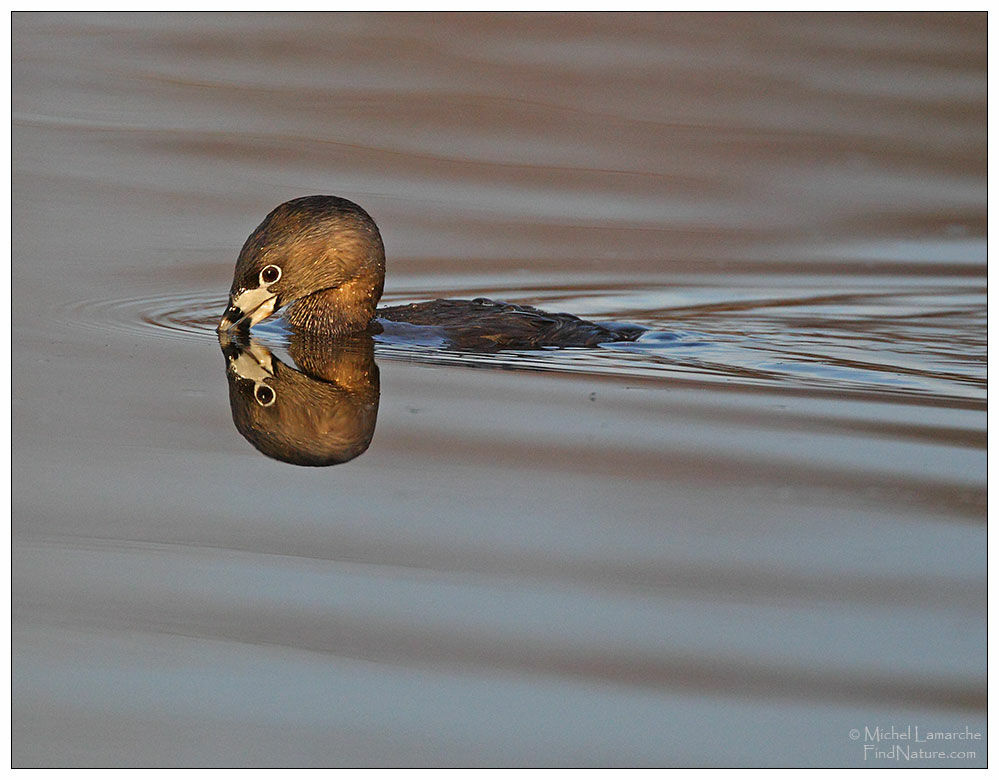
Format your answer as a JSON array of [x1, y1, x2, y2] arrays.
[[217, 286, 279, 332]]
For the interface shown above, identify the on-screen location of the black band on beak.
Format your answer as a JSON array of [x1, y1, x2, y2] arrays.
[[218, 302, 246, 332]]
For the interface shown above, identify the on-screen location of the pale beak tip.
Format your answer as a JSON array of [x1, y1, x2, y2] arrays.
[[218, 302, 244, 333]]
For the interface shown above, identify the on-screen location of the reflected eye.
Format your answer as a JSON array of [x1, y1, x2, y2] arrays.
[[260, 265, 281, 285], [254, 383, 276, 407]]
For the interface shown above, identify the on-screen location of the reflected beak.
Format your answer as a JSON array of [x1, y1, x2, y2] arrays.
[[217, 328, 243, 359], [226, 340, 276, 383], [217, 287, 279, 332]]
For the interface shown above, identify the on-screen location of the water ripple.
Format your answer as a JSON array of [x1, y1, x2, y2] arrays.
[[66, 290, 225, 343], [65, 283, 986, 404]]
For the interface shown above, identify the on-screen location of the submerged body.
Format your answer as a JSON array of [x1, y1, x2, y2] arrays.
[[218, 196, 643, 350]]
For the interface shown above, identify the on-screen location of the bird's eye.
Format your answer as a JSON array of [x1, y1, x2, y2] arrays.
[[254, 383, 276, 407], [260, 265, 281, 285]]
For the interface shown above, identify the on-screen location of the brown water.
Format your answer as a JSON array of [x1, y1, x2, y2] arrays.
[[12, 12, 986, 767]]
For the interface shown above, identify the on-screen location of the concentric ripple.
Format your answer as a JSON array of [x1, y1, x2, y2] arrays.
[[66, 290, 226, 343]]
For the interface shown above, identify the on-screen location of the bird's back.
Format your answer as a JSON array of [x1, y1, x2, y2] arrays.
[[376, 298, 643, 352]]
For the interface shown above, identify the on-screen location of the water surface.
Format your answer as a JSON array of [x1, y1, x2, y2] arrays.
[[12, 12, 986, 767]]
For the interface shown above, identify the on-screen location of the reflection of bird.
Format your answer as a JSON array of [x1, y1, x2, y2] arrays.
[[218, 195, 644, 351], [220, 330, 379, 467]]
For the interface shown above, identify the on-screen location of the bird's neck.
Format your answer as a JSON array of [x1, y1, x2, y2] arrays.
[[285, 277, 381, 337]]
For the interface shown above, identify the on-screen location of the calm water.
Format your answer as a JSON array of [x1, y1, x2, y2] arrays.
[[12, 13, 986, 767]]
